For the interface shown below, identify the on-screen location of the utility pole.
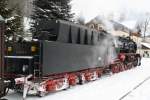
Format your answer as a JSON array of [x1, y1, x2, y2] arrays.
[[0, 16, 7, 99], [0, 15, 5, 78]]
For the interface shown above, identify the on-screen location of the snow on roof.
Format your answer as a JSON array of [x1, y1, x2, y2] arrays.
[[141, 42, 150, 49], [121, 20, 137, 29]]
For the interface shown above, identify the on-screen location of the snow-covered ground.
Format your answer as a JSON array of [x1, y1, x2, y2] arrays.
[[4, 58, 150, 100]]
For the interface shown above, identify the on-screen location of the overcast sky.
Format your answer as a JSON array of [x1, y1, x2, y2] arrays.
[[71, 0, 150, 23]]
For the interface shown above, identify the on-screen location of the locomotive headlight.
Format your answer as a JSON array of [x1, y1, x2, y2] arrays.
[[31, 46, 36, 52], [8, 47, 12, 52]]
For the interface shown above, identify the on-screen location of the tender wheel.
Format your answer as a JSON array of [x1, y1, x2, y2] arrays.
[[137, 57, 141, 66], [133, 59, 138, 67], [38, 91, 46, 97], [79, 74, 85, 85]]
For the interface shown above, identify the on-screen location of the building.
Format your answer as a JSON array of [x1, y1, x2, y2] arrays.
[[141, 42, 150, 57], [86, 16, 142, 54]]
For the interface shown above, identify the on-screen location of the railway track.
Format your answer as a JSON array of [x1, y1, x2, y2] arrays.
[[119, 76, 150, 100]]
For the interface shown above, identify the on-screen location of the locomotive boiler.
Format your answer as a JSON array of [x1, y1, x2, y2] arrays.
[[3, 20, 141, 99]]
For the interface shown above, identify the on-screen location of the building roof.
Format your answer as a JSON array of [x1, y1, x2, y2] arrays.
[[86, 16, 141, 37], [110, 20, 131, 33], [141, 42, 150, 49], [121, 20, 137, 30], [86, 16, 131, 32]]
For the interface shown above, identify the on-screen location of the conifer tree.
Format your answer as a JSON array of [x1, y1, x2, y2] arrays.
[[31, 0, 74, 36], [0, 0, 23, 41]]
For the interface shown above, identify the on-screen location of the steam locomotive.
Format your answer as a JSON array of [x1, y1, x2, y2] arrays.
[[4, 20, 141, 99]]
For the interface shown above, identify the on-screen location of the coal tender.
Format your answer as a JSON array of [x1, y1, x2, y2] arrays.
[[5, 20, 112, 76], [41, 20, 113, 76], [4, 20, 141, 99]]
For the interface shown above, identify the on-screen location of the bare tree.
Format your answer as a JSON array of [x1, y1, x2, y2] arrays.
[[135, 16, 150, 39], [135, 22, 142, 33], [143, 17, 150, 38]]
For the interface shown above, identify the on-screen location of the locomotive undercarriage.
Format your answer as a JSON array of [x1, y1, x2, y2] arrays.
[[3, 53, 141, 99]]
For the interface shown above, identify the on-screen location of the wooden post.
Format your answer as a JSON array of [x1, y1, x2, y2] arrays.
[[0, 16, 5, 78], [0, 16, 7, 99]]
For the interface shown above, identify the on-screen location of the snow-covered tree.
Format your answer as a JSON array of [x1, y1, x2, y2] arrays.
[[31, 0, 74, 36], [0, 0, 12, 18], [0, 0, 12, 40], [0, 0, 23, 41]]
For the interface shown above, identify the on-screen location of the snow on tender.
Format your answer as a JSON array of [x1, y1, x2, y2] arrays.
[[4, 58, 150, 100]]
